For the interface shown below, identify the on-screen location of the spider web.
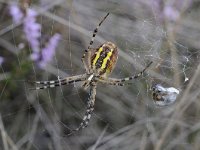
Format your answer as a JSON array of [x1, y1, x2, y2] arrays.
[[0, 0, 200, 150]]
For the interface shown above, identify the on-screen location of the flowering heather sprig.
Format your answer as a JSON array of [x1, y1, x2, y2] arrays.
[[9, 4, 41, 56], [9, 4, 24, 24], [38, 33, 61, 68], [150, 0, 192, 23], [164, 5, 180, 21], [23, 8, 41, 57], [9, 4, 61, 68]]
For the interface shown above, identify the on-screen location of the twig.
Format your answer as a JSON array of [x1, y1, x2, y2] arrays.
[[0, 115, 9, 150], [90, 125, 108, 150], [155, 61, 200, 150], [0, 114, 18, 150]]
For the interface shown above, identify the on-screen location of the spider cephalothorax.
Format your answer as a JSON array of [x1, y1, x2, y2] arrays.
[[30, 13, 152, 135]]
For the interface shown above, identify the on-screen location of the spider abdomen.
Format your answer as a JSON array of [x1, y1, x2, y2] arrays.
[[91, 42, 118, 76]]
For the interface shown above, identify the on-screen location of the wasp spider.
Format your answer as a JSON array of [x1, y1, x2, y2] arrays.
[[31, 13, 152, 135]]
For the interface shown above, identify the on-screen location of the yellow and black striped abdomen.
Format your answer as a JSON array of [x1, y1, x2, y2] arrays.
[[91, 42, 118, 76]]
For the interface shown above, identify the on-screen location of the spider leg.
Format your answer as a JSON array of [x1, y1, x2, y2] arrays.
[[95, 78, 130, 86], [81, 13, 110, 73], [29, 74, 87, 90], [68, 83, 97, 135], [97, 61, 152, 85]]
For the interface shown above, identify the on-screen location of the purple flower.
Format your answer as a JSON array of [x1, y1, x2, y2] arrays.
[[38, 33, 61, 68], [0, 57, 4, 65], [149, 0, 188, 23], [30, 52, 40, 61], [23, 9, 41, 55], [9, 4, 24, 24], [9, 5, 41, 60], [164, 6, 180, 21], [9, 4, 61, 69]]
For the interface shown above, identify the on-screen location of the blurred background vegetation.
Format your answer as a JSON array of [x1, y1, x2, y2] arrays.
[[0, 0, 200, 150]]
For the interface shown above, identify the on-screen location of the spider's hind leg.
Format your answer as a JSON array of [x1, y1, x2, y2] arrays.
[[67, 83, 97, 135]]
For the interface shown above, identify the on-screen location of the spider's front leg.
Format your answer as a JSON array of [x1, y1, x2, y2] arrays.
[[29, 74, 87, 90], [97, 61, 153, 86], [81, 51, 91, 74], [68, 83, 97, 135], [95, 77, 127, 86], [81, 13, 110, 73]]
